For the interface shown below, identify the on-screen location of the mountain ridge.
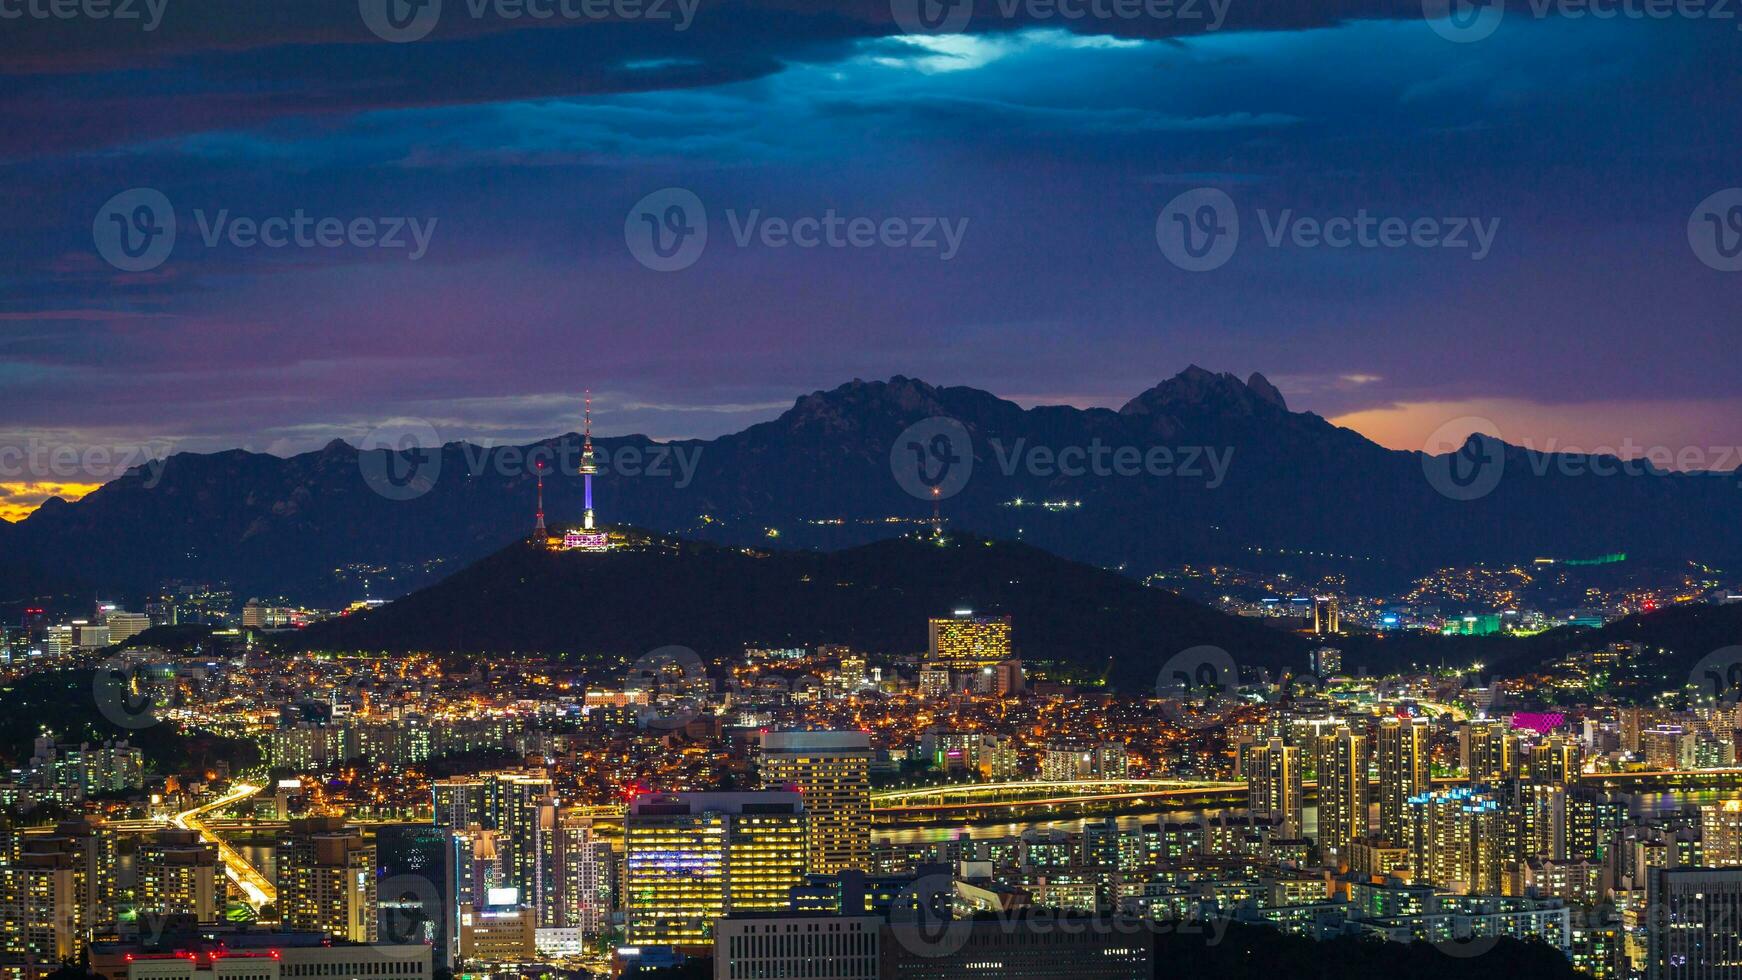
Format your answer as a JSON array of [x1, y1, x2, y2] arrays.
[[6, 367, 1739, 606]]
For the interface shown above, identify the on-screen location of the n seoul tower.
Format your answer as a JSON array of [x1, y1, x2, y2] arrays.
[[580, 390, 598, 532]]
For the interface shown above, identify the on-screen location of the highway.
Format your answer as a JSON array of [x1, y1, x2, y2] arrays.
[[172, 782, 278, 909]]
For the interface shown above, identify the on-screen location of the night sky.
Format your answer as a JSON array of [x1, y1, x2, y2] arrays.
[[2, 0, 1740, 517]]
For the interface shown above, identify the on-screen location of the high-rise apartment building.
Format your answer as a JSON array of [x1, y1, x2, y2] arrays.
[[1316, 726, 1370, 859], [137, 828, 224, 921], [276, 816, 377, 942], [1405, 787, 1506, 896], [1246, 737, 1303, 838], [1378, 717, 1431, 844]]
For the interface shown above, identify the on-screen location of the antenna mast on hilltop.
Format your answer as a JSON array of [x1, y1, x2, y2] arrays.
[[533, 460, 547, 540]]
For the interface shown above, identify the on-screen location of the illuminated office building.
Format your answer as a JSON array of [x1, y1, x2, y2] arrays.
[[1648, 867, 1742, 980], [760, 732, 873, 876], [624, 792, 808, 946]]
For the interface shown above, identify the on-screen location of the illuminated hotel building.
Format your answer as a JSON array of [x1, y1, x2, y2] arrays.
[[1405, 787, 1506, 895], [1378, 717, 1431, 845], [624, 792, 808, 946], [1316, 727, 1370, 859], [760, 732, 873, 876], [1246, 737, 1303, 838], [926, 611, 1012, 669]]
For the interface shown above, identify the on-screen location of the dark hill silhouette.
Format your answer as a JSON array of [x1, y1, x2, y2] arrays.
[[291, 530, 1311, 691]]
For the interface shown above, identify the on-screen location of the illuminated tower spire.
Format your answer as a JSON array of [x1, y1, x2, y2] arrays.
[[580, 390, 597, 531], [533, 460, 547, 539]]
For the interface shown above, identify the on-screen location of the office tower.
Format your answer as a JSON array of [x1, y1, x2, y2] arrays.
[[925, 611, 1012, 668], [1316, 726, 1370, 859], [1378, 717, 1431, 844], [137, 828, 225, 920], [1308, 647, 1341, 676], [716, 914, 882, 980], [277, 816, 378, 941], [1247, 737, 1303, 837], [993, 658, 1025, 696], [377, 823, 457, 967], [1529, 736, 1582, 785], [1311, 596, 1339, 635], [1703, 801, 1742, 867], [1648, 867, 1742, 980], [102, 609, 151, 644], [1464, 720, 1518, 783], [624, 792, 808, 945], [880, 916, 1150, 979], [1405, 786, 1506, 895], [759, 732, 871, 876]]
